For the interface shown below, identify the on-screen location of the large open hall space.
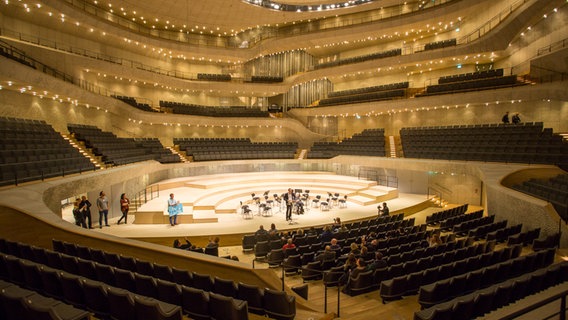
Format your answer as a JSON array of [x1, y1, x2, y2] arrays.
[[1, 0, 568, 319]]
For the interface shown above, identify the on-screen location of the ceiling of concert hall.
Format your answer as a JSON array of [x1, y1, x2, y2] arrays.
[[106, 0, 408, 32]]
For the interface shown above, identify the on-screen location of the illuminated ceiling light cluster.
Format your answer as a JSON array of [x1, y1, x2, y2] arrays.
[[243, 0, 374, 12]]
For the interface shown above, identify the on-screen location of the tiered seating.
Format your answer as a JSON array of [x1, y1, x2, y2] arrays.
[[400, 122, 568, 165], [0, 117, 95, 186], [68, 124, 176, 165], [46, 239, 296, 319], [438, 69, 504, 84], [380, 244, 523, 303], [308, 128, 386, 158], [174, 138, 297, 161], [0, 279, 90, 320], [133, 138, 181, 164], [424, 38, 457, 51], [0, 240, 184, 320], [111, 95, 159, 112], [414, 253, 566, 320], [421, 74, 518, 96], [318, 86, 406, 106], [160, 101, 270, 117], [484, 223, 522, 243], [439, 210, 484, 231], [327, 82, 409, 98], [425, 204, 469, 225], [197, 73, 231, 81], [314, 48, 402, 69], [452, 215, 496, 236], [507, 228, 540, 247], [248, 76, 283, 83], [512, 174, 568, 222]]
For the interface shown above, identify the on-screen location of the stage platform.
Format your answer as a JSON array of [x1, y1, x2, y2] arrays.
[[67, 172, 432, 240]]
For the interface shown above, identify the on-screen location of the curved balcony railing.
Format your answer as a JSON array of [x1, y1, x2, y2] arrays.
[[60, 0, 454, 49]]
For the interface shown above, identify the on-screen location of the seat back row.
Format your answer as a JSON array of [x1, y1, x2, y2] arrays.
[[0, 279, 90, 320], [0, 253, 183, 320], [425, 204, 469, 225], [414, 258, 567, 320], [417, 247, 556, 308], [379, 244, 523, 303], [47, 239, 295, 319]]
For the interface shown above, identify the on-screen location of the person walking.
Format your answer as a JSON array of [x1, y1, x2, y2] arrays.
[[117, 193, 129, 225]]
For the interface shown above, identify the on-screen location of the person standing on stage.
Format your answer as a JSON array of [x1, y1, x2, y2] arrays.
[[117, 193, 129, 225], [167, 193, 183, 226], [283, 188, 296, 221], [79, 195, 92, 229], [96, 191, 110, 228]]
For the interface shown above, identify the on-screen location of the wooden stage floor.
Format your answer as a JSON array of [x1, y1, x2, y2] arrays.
[[65, 172, 431, 239]]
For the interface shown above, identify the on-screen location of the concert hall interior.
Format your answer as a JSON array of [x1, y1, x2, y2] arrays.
[[1, 0, 568, 319]]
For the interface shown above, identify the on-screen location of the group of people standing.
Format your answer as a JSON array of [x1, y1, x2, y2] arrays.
[[72, 191, 130, 229], [72, 191, 182, 228], [502, 111, 521, 124]]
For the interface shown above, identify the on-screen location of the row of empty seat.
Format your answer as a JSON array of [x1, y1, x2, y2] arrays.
[[420, 74, 519, 96], [318, 88, 406, 106], [314, 48, 402, 69], [400, 123, 568, 166], [49, 239, 296, 319], [512, 174, 568, 222], [68, 124, 180, 166], [160, 101, 270, 117], [247, 75, 283, 83], [414, 257, 567, 320], [197, 73, 232, 81], [0, 279, 90, 320], [112, 95, 159, 113], [438, 69, 504, 84], [308, 128, 386, 158], [0, 117, 96, 186], [174, 137, 298, 161], [328, 81, 409, 98], [423, 38, 457, 51]]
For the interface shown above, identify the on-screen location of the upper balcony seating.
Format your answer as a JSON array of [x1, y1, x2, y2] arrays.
[[400, 122, 568, 167], [174, 137, 298, 161], [512, 174, 568, 222], [318, 87, 406, 106], [0, 117, 96, 186], [328, 82, 409, 98], [438, 69, 504, 84], [314, 48, 402, 70], [197, 73, 231, 82], [68, 124, 180, 165], [111, 95, 159, 112], [423, 38, 457, 51], [419, 73, 519, 96], [160, 101, 270, 117], [308, 128, 386, 159], [248, 76, 284, 83]]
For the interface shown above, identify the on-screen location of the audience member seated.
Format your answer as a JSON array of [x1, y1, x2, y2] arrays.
[[315, 246, 336, 262], [173, 238, 192, 250], [282, 239, 296, 251]]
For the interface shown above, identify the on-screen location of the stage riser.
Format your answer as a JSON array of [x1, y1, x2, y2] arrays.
[[133, 212, 218, 224]]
